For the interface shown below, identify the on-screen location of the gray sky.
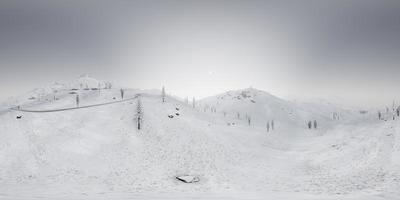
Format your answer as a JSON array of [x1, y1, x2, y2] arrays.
[[1, 0, 400, 107]]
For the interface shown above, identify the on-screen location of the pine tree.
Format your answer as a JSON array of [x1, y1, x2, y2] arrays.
[[271, 120, 274, 130], [76, 94, 80, 107], [120, 88, 124, 99], [162, 86, 166, 102], [136, 97, 143, 130]]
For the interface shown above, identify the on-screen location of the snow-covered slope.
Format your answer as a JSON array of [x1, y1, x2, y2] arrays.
[[0, 79, 399, 200], [199, 88, 357, 133]]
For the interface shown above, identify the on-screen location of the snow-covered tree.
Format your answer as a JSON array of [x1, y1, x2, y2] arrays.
[[104, 82, 112, 89], [120, 88, 124, 99], [136, 97, 143, 130], [162, 86, 166, 102], [185, 96, 189, 104], [76, 94, 80, 107], [271, 120, 274, 130]]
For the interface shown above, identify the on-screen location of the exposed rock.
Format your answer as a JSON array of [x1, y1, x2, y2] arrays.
[[176, 175, 200, 183]]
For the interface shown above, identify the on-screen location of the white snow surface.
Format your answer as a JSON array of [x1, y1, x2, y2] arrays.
[[0, 78, 399, 200]]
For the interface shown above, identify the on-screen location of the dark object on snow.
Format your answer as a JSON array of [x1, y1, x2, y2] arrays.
[[250, 99, 256, 103], [176, 175, 200, 183], [16, 115, 22, 119], [176, 107, 180, 111], [307, 121, 312, 129], [168, 115, 174, 118], [175, 113, 180, 116], [69, 92, 77, 94]]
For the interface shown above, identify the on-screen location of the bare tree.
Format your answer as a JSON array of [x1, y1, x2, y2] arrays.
[[136, 97, 143, 130], [162, 86, 166, 102]]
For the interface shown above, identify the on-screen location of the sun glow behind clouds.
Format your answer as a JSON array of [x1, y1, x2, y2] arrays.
[[1, 1, 400, 107], [113, 10, 304, 99]]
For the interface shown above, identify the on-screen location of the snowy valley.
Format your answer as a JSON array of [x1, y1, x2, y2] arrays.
[[0, 76, 399, 200]]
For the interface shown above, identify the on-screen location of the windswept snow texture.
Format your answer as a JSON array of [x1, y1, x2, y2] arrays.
[[0, 80, 399, 200]]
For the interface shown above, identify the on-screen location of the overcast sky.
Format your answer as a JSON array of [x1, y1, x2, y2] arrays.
[[1, 0, 399, 107]]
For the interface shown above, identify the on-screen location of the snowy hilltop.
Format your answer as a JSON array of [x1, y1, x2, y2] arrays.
[[0, 77, 399, 200]]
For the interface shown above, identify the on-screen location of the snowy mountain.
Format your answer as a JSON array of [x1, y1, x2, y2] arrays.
[[0, 78, 399, 200], [199, 88, 356, 132]]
